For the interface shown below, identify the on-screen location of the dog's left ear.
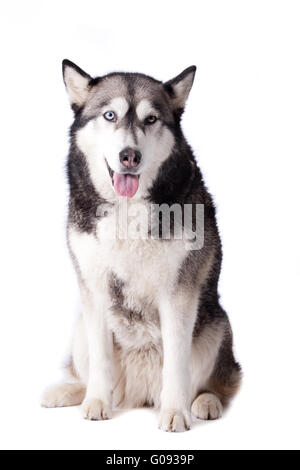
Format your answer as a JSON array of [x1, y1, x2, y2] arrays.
[[164, 66, 196, 111], [62, 59, 93, 111]]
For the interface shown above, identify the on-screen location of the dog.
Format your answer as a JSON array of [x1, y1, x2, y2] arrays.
[[41, 60, 241, 432]]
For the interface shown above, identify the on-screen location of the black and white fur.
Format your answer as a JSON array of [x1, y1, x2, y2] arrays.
[[42, 60, 241, 432]]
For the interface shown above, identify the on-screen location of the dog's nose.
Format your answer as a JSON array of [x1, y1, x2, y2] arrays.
[[119, 147, 141, 169]]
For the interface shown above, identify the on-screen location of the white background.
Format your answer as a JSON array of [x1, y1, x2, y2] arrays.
[[0, 0, 299, 450]]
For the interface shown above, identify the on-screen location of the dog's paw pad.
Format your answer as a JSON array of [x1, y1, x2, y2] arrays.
[[81, 398, 112, 421], [159, 408, 191, 432], [191, 393, 222, 420]]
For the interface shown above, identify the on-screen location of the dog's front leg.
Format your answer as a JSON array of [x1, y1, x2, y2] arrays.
[[158, 294, 197, 432], [80, 288, 114, 421]]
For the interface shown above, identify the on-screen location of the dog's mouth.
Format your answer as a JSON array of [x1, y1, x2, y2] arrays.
[[105, 159, 140, 198]]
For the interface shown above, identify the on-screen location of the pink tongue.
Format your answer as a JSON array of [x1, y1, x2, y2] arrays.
[[113, 173, 139, 198]]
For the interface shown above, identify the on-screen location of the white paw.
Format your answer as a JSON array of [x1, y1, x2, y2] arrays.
[[159, 408, 192, 432], [41, 383, 85, 408], [81, 398, 112, 421], [191, 393, 223, 420]]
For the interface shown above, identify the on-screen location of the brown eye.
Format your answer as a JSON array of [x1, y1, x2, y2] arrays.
[[144, 115, 157, 125]]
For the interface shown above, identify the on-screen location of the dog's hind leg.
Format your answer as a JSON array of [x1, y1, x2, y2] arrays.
[[41, 382, 86, 408], [191, 392, 223, 420], [205, 323, 242, 411], [191, 314, 242, 421], [41, 317, 88, 409]]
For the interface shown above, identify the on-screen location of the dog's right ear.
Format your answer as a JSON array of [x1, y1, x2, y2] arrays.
[[163, 66, 196, 112], [62, 59, 92, 111]]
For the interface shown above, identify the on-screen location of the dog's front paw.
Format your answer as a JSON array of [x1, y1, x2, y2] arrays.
[[81, 398, 112, 421], [159, 408, 191, 432]]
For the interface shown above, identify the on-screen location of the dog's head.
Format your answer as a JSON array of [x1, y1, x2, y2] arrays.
[[63, 60, 196, 200]]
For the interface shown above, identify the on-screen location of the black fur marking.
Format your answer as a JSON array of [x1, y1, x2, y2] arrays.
[[146, 121, 205, 207], [66, 139, 107, 233], [108, 273, 143, 323]]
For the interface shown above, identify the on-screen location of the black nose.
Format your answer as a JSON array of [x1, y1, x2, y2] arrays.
[[119, 147, 142, 169]]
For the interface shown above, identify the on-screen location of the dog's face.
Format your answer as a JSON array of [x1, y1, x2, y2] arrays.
[[63, 60, 196, 199]]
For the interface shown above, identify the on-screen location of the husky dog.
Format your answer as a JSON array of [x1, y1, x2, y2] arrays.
[[42, 60, 241, 432]]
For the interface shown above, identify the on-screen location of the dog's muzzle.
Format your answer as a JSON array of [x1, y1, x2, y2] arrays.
[[105, 149, 141, 198]]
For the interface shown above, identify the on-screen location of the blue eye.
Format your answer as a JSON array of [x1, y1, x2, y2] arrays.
[[104, 111, 116, 121]]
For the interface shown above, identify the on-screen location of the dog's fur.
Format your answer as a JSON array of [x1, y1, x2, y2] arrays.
[[42, 60, 241, 432]]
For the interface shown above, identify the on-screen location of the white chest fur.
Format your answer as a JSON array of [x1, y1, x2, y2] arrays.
[[68, 205, 188, 349]]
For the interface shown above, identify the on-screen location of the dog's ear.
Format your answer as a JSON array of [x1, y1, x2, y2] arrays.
[[62, 59, 92, 111], [164, 66, 196, 111]]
